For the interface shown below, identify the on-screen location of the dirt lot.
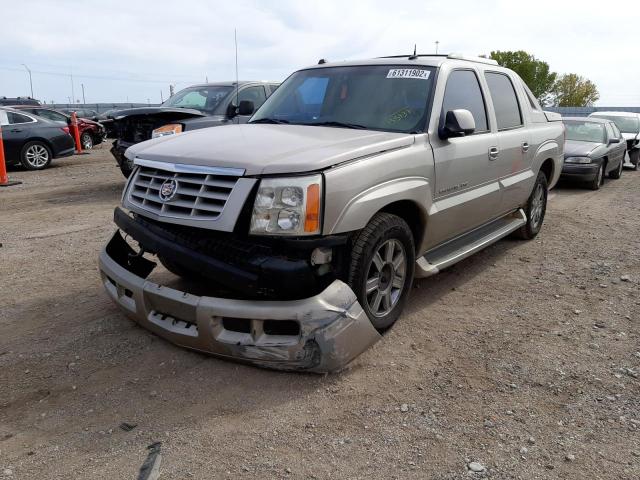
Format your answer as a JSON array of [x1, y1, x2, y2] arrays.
[[1, 144, 639, 479]]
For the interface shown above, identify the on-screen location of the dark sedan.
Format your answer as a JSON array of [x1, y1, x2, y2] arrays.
[[12, 106, 105, 150], [0, 107, 75, 170], [561, 117, 626, 190]]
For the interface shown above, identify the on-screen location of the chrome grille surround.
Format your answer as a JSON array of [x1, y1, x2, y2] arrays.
[[123, 158, 256, 232]]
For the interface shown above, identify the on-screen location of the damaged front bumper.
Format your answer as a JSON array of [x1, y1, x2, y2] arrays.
[[98, 231, 381, 373]]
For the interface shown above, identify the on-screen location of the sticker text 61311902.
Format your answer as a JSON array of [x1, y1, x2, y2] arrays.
[[386, 69, 431, 80]]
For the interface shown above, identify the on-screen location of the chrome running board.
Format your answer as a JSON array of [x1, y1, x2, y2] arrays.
[[415, 209, 527, 278]]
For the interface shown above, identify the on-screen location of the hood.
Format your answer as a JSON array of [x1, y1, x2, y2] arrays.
[[125, 124, 415, 175], [111, 106, 206, 120], [564, 139, 601, 157]]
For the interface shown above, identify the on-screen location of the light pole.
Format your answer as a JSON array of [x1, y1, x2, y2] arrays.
[[21, 64, 33, 98], [435, 41, 440, 55], [81, 83, 86, 105]]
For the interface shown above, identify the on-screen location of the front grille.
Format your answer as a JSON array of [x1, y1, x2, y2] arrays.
[[128, 166, 239, 220]]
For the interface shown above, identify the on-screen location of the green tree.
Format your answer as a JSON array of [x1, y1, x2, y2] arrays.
[[550, 73, 600, 107], [490, 50, 557, 105]]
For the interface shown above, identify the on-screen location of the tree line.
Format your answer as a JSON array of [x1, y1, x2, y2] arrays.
[[489, 50, 599, 107]]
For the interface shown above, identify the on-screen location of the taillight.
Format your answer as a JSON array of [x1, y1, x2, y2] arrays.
[[61, 126, 70, 134]]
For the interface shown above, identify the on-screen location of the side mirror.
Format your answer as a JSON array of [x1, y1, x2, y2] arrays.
[[238, 100, 255, 116], [609, 137, 620, 144], [226, 103, 237, 119], [439, 109, 476, 139]]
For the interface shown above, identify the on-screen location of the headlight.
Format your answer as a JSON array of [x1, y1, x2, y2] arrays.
[[250, 175, 322, 236], [565, 156, 592, 164], [152, 123, 183, 138]]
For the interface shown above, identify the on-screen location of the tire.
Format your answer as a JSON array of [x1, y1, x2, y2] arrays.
[[629, 149, 639, 171], [120, 157, 134, 178], [514, 171, 548, 240], [20, 141, 52, 170], [158, 256, 202, 280], [589, 162, 604, 190], [80, 132, 93, 150], [609, 156, 623, 179], [348, 213, 415, 331]]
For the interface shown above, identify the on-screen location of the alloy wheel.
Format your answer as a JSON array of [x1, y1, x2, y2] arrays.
[[25, 144, 49, 168], [365, 239, 407, 317], [530, 183, 545, 229]]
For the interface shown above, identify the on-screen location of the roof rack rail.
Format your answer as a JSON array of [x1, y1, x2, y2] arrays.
[[446, 53, 498, 65]]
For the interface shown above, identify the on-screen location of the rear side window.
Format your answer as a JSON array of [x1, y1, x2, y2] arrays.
[[485, 72, 523, 130], [441, 70, 488, 133], [7, 112, 33, 124]]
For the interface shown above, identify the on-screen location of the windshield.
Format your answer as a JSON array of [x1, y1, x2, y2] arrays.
[[251, 65, 435, 133], [162, 85, 233, 113], [564, 120, 605, 143], [591, 115, 639, 133]]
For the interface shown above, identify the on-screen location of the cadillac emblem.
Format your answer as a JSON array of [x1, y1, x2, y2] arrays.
[[159, 179, 178, 202]]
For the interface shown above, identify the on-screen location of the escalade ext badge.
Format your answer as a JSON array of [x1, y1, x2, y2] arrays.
[[100, 55, 564, 372]]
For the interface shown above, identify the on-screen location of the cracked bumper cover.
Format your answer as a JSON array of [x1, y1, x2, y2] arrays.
[[99, 231, 381, 373]]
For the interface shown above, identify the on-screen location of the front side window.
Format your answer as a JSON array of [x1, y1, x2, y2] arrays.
[[610, 123, 622, 138], [162, 85, 233, 113], [441, 69, 488, 133], [37, 109, 68, 122], [237, 86, 267, 109], [251, 65, 435, 133], [485, 72, 523, 130], [564, 120, 605, 143], [605, 123, 615, 140]]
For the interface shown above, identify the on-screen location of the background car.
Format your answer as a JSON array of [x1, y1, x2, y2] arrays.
[[109, 81, 279, 177], [0, 107, 75, 170], [588, 111, 640, 170], [11, 106, 105, 150], [0, 96, 40, 106], [561, 116, 626, 189], [60, 107, 99, 121]]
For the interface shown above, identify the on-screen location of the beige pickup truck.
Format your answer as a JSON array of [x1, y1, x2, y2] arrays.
[[99, 54, 564, 372]]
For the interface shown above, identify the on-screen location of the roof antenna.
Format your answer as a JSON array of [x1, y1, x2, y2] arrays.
[[408, 44, 418, 60], [234, 28, 239, 111]]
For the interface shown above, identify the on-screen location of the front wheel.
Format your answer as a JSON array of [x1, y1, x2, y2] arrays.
[[348, 213, 415, 331], [514, 171, 548, 240], [629, 149, 639, 171], [589, 163, 604, 190], [80, 132, 94, 150]]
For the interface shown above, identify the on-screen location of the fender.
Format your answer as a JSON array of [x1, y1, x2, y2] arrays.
[[327, 176, 431, 234]]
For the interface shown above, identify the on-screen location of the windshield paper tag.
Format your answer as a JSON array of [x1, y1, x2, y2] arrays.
[[386, 68, 430, 80]]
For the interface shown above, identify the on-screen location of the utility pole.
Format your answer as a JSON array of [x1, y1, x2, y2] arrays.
[[81, 83, 86, 105], [169, 84, 175, 97], [70, 67, 75, 105], [160, 90, 164, 103], [435, 40, 440, 54], [21, 64, 33, 98], [67, 96, 71, 105]]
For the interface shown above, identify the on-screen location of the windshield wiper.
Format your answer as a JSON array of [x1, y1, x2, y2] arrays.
[[306, 121, 370, 130], [249, 118, 290, 124]]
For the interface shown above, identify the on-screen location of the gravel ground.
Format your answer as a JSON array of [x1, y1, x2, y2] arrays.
[[0, 144, 639, 479]]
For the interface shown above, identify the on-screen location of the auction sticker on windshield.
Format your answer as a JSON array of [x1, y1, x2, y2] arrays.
[[386, 68, 431, 80]]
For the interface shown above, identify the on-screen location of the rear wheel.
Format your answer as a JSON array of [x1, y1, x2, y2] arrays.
[[514, 171, 548, 240], [348, 213, 415, 331], [609, 155, 623, 179], [589, 162, 604, 190], [20, 141, 52, 170]]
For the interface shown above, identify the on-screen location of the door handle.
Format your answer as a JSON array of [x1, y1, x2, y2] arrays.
[[488, 147, 499, 160], [522, 142, 530, 152], [10, 128, 23, 133]]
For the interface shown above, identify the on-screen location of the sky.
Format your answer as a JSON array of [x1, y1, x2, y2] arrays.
[[1, 0, 638, 106]]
